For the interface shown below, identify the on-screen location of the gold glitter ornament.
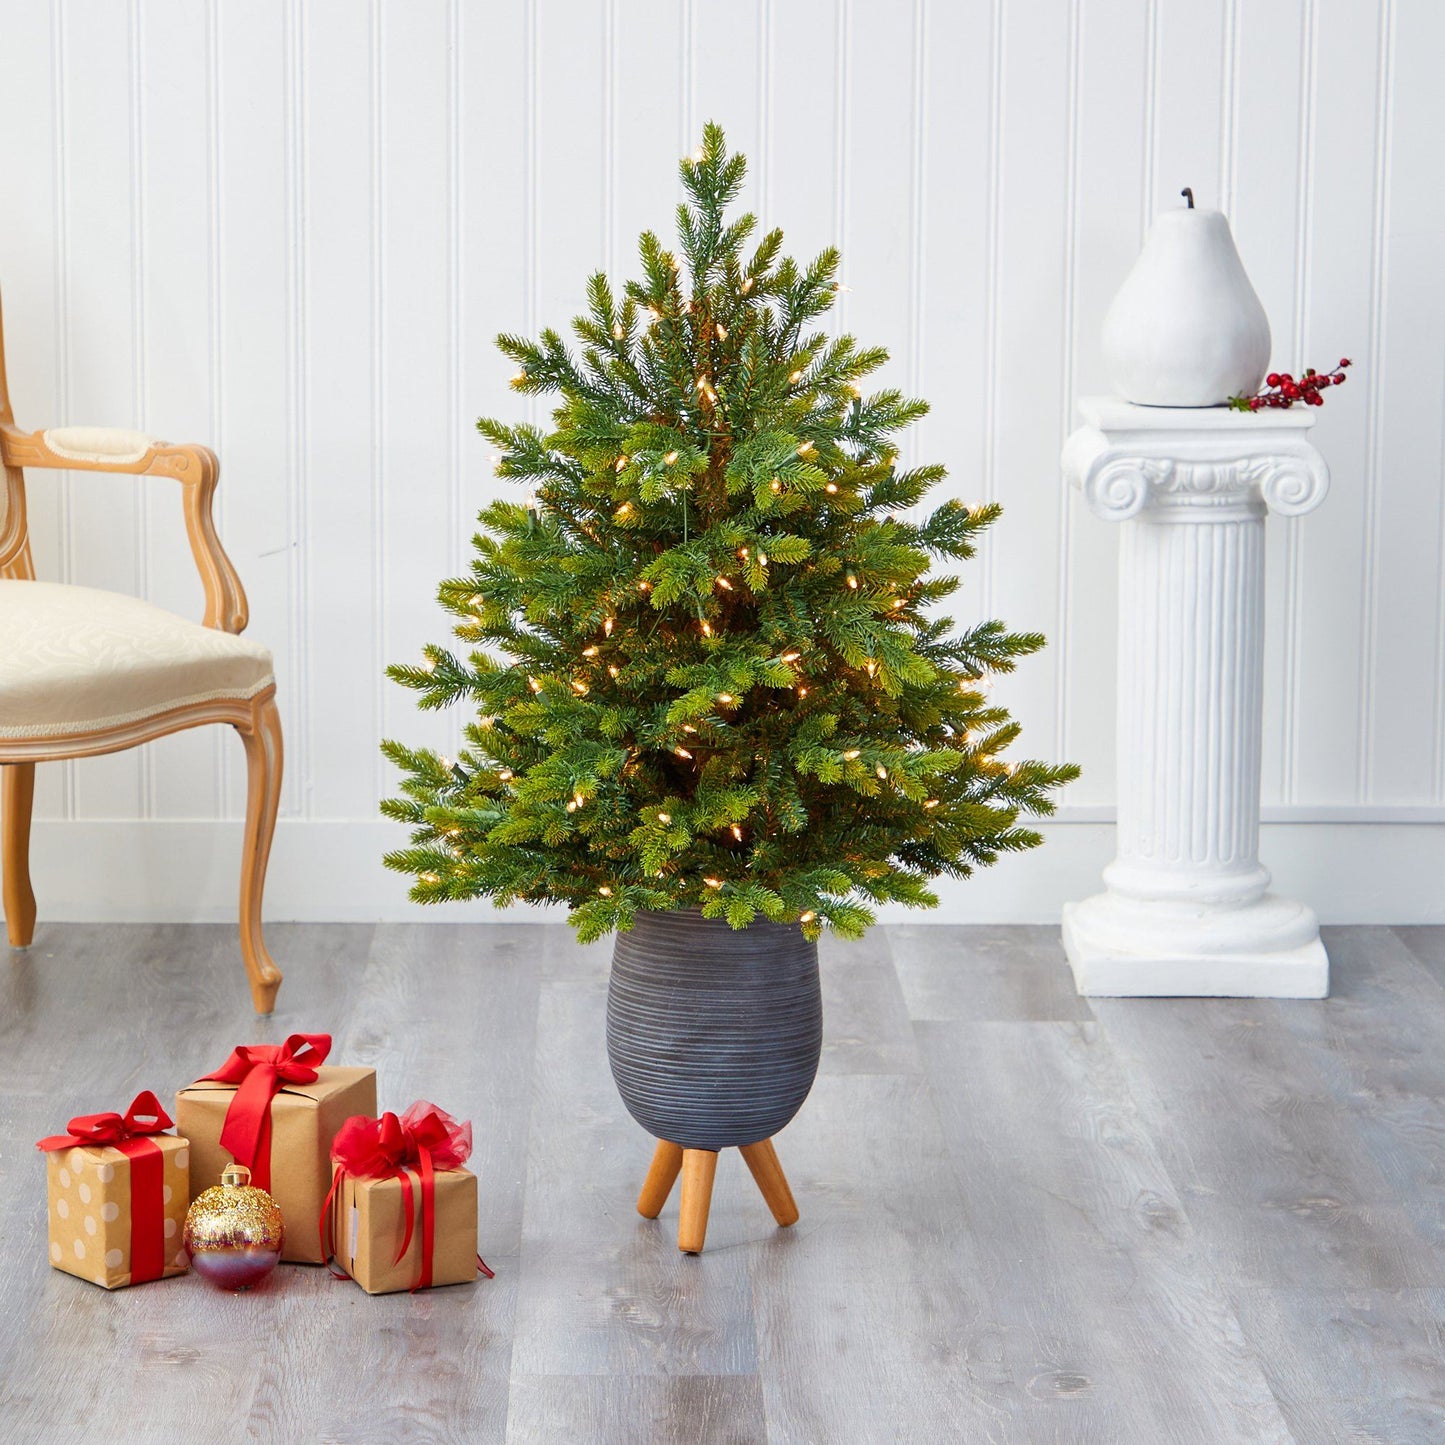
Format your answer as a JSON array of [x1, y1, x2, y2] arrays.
[[183, 1163, 284, 1290]]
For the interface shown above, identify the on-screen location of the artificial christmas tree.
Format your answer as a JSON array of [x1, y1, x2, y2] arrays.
[[383, 125, 1077, 1250]]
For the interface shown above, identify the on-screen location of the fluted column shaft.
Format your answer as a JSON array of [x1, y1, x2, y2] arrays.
[[1109, 508, 1267, 905]]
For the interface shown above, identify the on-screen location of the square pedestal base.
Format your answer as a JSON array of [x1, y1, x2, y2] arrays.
[[1062, 898, 1329, 999]]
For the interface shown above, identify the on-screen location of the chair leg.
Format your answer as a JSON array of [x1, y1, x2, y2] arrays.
[[2, 762, 37, 947], [739, 1138, 800, 1227], [238, 692, 284, 1014], [678, 1149, 718, 1255]]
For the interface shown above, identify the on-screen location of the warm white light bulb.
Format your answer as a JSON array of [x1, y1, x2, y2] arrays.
[[657, 812, 672, 824], [664, 451, 679, 465], [800, 910, 816, 923]]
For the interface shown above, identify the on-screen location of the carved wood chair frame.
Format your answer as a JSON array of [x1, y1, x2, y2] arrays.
[[0, 288, 283, 1013]]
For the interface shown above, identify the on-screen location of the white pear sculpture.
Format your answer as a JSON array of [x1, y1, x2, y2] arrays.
[[1102, 188, 1271, 407]]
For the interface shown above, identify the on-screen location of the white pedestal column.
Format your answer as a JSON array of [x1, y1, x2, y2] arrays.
[[1060, 397, 1330, 998]]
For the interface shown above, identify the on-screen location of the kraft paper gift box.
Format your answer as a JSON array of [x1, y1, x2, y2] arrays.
[[36, 1091, 189, 1289], [335, 1167, 479, 1295], [324, 1101, 486, 1294], [175, 1032, 375, 1264]]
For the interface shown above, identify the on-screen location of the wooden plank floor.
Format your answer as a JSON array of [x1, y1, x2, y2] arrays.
[[3, 923, 1445, 1443]]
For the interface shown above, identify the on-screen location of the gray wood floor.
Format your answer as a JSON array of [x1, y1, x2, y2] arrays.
[[3, 923, 1445, 1444]]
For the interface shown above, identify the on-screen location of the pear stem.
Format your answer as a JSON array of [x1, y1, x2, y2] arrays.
[[1180, 187, 1195, 209]]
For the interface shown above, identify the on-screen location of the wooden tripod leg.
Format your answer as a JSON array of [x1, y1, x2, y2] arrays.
[[677, 1149, 718, 1255], [740, 1138, 800, 1227], [2, 762, 37, 947], [238, 692, 284, 1014], [636, 1140, 684, 1219]]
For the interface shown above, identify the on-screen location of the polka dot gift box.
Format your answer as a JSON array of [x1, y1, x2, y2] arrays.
[[35, 1091, 189, 1290]]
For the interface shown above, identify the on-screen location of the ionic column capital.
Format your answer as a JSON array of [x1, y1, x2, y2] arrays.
[[1061, 396, 1329, 523]]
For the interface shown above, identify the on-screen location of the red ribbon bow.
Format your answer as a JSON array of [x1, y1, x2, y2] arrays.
[[199, 1032, 331, 1191], [36, 1091, 174, 1283], [321, 1100, 492, 1290], [36, 1090, 174, 1152]]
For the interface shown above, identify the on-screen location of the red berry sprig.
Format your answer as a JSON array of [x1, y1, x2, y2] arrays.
[[1229, 358, 1351, 412]]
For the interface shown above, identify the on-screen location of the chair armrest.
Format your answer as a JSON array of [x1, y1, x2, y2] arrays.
[[0, 423, 249, 634]]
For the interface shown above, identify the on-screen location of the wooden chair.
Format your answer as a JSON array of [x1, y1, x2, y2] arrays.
[[0, 286, 283, 1013]]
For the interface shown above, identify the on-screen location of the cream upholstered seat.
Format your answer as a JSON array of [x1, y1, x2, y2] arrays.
[[0, 281, 285, 1013], [0, 581, 273, 738]]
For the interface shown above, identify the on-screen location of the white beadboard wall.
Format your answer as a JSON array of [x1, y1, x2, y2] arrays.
[[2, 0, 1444, 925]]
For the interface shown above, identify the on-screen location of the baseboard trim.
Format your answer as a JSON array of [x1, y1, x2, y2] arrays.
[[7, 817, 1442, 925]]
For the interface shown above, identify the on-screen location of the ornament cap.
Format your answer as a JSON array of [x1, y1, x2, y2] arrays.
[[220, 1162, 252, 1188]]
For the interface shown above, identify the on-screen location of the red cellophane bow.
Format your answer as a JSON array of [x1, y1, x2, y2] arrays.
[[321, 1100, 492, 1289], [36, 1091, 174, 1283], [199, 1032, 331, 1191]]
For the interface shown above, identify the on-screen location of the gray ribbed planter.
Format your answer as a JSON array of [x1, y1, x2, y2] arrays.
[[606, 909, 822, 1152]]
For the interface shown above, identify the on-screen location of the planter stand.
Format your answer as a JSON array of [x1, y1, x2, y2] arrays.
[[1060, 397, 1330, 998], [635, 1137, 800, 1254]]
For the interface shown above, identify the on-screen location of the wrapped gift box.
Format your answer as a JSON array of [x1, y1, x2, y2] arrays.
[[335, 1167, 479, 1295], [176, 1034, 375, 1264], [37, 1093, 189, 1289]]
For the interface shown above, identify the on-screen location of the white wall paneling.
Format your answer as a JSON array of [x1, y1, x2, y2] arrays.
[[1, 0, 1441, 923]]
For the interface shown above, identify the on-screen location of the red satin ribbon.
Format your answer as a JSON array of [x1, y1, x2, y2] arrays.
[[36, 1091, 173, 1284], [320, 1101, 488, 1291], [198, 1032, 331, 1191]]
